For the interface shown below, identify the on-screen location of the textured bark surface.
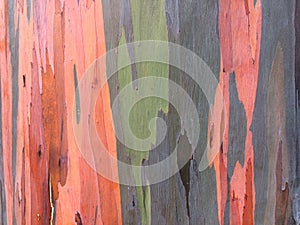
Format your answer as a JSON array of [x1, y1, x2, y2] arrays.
[[0, 0, 299, 224]]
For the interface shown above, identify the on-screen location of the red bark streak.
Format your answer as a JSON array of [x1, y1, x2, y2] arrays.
[[214, 0, 262, 224], [231, 190, 241, 225], [53, 0, 68, 189], [243, 159, 254, 225], [0, 0, 13, 224], [1, 0, 122, 224], [29, 48, 50, 224]]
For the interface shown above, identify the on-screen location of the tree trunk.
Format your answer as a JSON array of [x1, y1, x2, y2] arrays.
[[0, 0, 299, 224]]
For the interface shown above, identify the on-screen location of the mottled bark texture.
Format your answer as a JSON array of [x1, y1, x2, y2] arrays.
[[0, 0, 299, 224]]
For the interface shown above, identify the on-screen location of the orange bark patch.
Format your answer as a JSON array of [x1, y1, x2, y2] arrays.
[[41, 52, 60, 200], [243, 159, 254, 225], [29, 48, 51, 224], [214, 0, 262, 224], [0, 0, 122, 223]]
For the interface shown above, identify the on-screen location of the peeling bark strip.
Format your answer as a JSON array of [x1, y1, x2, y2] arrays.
[[212, 0, 262, 224], [0, 0, 299, 224], [264, 43, 291, 225], [116, 0, 169, 224], [0, 75, 7, 225], [0, 0, 122, 224], [29, 47, 50, 224]]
